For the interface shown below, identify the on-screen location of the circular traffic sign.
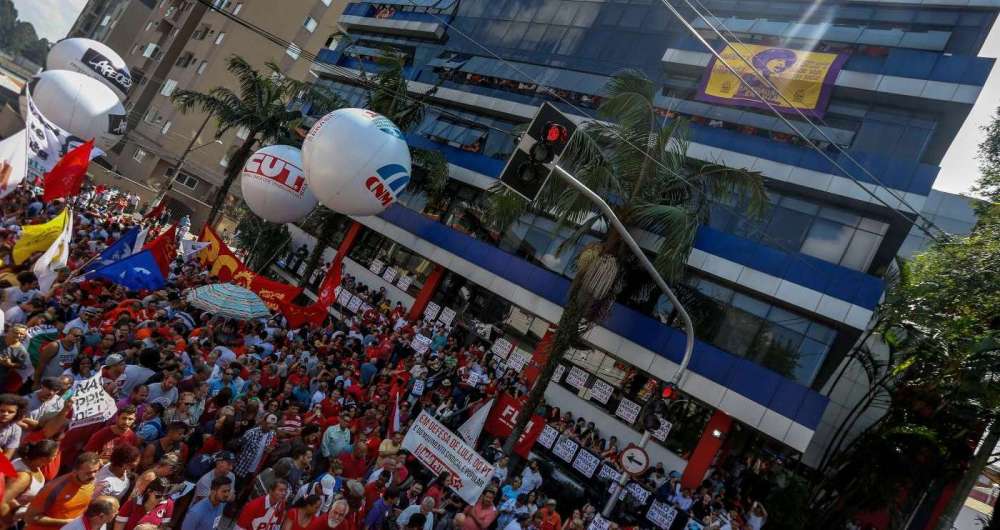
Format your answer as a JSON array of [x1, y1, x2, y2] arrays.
[[619, 445, 650, 476]]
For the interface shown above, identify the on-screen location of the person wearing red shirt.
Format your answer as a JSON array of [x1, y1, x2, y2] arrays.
[[260, 364, 282, 392], [115, 477, 174, 529], [83, 407, 139, 462], [461, 490, 498, 530], [338, 444, 368, 480], [308, 499, 351, 530], [236, 479, 288, 530], [363, 473, 388, 513]]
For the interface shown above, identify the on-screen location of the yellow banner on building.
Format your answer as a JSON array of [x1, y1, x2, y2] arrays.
[[12, 209, 70, 265], [697, 44, 846, 118]]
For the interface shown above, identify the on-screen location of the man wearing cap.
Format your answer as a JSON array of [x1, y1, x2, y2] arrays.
[[537, 499, 562, 530]]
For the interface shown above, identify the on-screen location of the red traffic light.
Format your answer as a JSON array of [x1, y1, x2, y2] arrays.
[[543, 122, 568, 144], [661, 384, 679, 400]]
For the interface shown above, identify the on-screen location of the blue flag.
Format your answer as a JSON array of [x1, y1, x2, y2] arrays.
[[91, 250, 166, 291], [82, 226, 141, 273]]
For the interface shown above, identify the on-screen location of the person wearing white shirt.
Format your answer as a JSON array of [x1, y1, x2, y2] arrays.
[[520, 460, 543, 493], [397, 497, 435, 530]]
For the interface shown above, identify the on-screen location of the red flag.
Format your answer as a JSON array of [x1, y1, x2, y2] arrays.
[[43, 139, 93, 202], [282, 302, 327, 329], [316, 260, 342, 306], [144, 200, 166, 220], [143, 223, 177, 276]]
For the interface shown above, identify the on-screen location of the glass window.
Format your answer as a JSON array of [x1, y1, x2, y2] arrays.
[[713, 307, 761, 357], [535, 0, 561, 24], [764, 206, 812, 250], [840, 229, 880, 271], [503, 22, 530, 48], [556, 28, 585, 56], [552, 2, 579, 25], [800, 218, 852, 264], [519, 24, 546, 50], [572, 3, 600, 27], [538, 25, 566, 54], [620, 5, 646, 28], [303, 16, 317, 32]]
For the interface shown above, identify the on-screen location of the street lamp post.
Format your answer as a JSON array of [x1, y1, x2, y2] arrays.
[[148, 113, 220, 212], [547, 165, 696, 517]]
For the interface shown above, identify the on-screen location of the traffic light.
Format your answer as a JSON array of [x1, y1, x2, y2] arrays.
[[498, 103, 577, 202], [661, 383, 679, 400]]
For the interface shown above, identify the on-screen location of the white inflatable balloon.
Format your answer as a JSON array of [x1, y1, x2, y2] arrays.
[[240, 145, 318, 224], [47, 38, 132, 100], [21, 70, 127, 151], [302, 108, 411, 217]]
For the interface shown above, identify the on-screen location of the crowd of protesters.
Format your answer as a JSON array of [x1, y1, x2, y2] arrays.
[[0, 182, 774, 530]]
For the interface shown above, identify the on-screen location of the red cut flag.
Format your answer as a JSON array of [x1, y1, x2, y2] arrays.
[[43, 139, 93, 202], [316, 260, 342, 306], [144, 199, 166, 220], [143, 223, 178, 276]]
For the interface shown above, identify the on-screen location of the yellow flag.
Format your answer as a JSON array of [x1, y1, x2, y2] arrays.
[[12, 209, 69, 265]]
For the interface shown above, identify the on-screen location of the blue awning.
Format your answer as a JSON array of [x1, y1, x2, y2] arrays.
[[459, 56, 607, 96], [364, 0, 457, 9], [420, 118, 485, 146]]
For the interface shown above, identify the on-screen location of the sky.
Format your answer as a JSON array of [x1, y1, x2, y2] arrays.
[[12, 0, 1000, 198], [12, 0, 87, 41]]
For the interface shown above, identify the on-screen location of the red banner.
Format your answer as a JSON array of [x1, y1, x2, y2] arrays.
[[485, 393, 546, 458], [197, 225, 246, 282], [281, 301, 328, 329], [144, 223, 177, 276]]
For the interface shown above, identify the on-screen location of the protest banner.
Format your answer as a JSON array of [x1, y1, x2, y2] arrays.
[[402, 411, 495, 505], [69, 373, 117, 429], [646, 501, 678, 530], [482, 393, 546, 457], [411, 334, 432, 354]]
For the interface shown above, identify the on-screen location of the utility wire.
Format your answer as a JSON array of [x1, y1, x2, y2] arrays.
[[673, 0, 945, 240], [188, 0, 877, 282], [391, 0, 945, 241]]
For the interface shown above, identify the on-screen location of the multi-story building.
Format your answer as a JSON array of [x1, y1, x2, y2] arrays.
[[78, 0, 349, 228], [284, 0, 998, 498], [69, 0, 158, 55]]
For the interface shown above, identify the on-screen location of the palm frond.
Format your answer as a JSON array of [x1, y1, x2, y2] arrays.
[[627, 202, 700, 281], [598, 69, 657, 133], [485, 183, 530, 232]]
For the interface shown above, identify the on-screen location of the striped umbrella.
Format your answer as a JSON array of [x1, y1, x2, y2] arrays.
[[185, 283, 271, 320]]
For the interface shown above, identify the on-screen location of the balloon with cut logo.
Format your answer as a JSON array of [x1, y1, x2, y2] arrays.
[[240, 144, 318, 223], [301, 108, 411, 217], [46, 38, 133, 100], [21, 70, 128, 151]]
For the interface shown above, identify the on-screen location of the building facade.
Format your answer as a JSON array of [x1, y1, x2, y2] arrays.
[[287, 0, 998, 487], [71, 0, 349, 228], [69, 0, 157, 54]]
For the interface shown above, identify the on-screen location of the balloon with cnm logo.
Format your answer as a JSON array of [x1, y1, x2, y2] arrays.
[[301, 108, 411, 217], [240, 145, 318, 224], [46, 38, 132, 101]]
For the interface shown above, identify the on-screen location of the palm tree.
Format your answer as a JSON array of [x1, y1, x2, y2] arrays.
[[296, 50, 449, 287], [171, 55, 340, 227], [234, 206, 292, 273], [488, 70, 767, 456]]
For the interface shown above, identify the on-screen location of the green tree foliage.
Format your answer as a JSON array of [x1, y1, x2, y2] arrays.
[[0, 0, 48, 64], [234, 208, 292, 273], [172, 55, 343, 227], [486, 69, 766, 457]]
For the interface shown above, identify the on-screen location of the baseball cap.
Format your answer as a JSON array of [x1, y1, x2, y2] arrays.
[[214, 451, 235, 463], [104, 353, 125, 367]]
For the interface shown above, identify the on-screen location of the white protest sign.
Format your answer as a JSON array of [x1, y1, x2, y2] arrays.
[[537, 424, 559, 449], [411, 334, 432, 354], [590, 379, 614, 404], [382, 266, 398, 283], [552, 365, 566, 383], [397, 275, 412, 291], [369, 258, 385, 275], [615, 398, 641, 424], [572, 449, 600, 478], [337, 290, 353, 307], [491, 338, 514, 359], [402, 411, 495, 505], [597, 463, 622, 483], [69, 373, 117, 429], [506, 350, 530, 373], [423, 301, 441, 321], [347, 295, 363, 313], [651, 418, 673, 442], [552, 434, 579, 463], [588, 515, 611, 530], [438, 307, 456, 326], [566, 366, 589, 389], [646, 501, 678, 529]]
